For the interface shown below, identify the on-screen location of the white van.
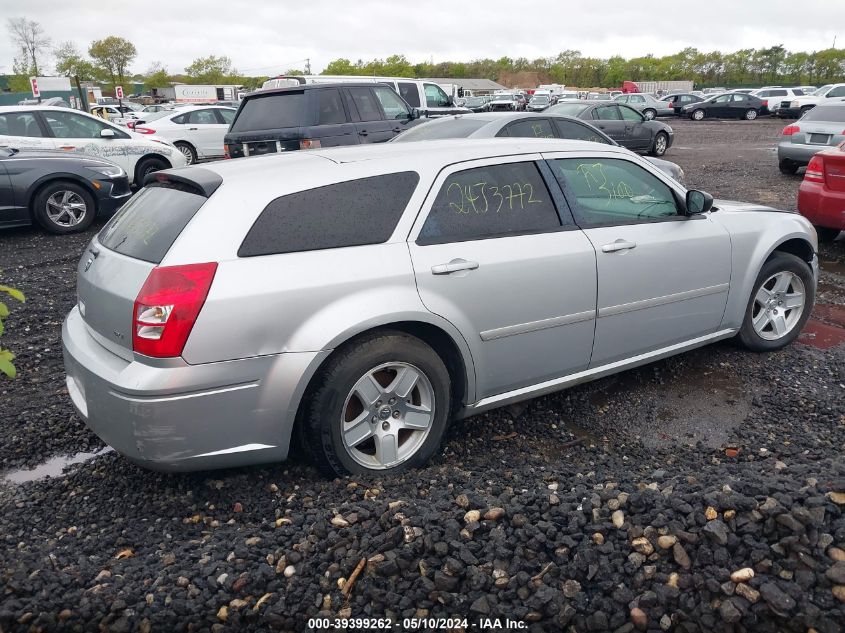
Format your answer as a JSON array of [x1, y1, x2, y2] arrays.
[[260, 75, 469, 117]]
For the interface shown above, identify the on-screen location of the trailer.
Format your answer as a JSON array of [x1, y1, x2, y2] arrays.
[[623, 80, 694, 95], [154, 84, 243, 103]]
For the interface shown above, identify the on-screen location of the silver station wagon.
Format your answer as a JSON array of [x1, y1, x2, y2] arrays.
[[62, 139, 818, 475]]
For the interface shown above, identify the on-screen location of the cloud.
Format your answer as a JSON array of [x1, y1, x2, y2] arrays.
[[1, 0, 841, 77]]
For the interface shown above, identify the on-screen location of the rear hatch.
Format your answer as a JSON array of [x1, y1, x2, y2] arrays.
[[224, 90, 308, 158], [76, 182, 209, 360]]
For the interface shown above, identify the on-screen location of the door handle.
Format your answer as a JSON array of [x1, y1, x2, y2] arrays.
[[431, 259, 479, 275], [601, 239, 637, 253], [358, 130, 368, 136], [188, 127, 198, 130]]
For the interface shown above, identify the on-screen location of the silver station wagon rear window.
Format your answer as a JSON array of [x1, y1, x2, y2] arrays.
[[98, 184, 206, 263], [238, 172, 420, 257]]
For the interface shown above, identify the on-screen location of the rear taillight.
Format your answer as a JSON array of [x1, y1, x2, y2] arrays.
[[224, 143, 230, 159], [134, 127, 155, 135], [782, 125, 800, 136], [804, 155, 825, 183], [299, 139, 321, 150], [761, 99, 768, 108], [133, 263, 217, 358], [126, 121, 136, 129]]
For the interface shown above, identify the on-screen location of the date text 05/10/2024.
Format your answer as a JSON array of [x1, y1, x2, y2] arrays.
[[307, 617, 528, 630]]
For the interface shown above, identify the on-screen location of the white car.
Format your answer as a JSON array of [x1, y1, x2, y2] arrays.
[[130, 105, 236, 164], [88, 104, 144, 125], [750, 87, 806, 115], [0, 106, 187, 185], [784, 83, 845, 117]]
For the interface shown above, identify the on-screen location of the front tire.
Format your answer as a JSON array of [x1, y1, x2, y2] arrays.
[[174, 142, 197, 166], [737, 252, 814, 352], [815, 226, 841, 242], [745, 109, 758, 120], [32, 181, 96, 234], [299, 331, 451, 476], [643, 108, 656, 121], [691, 109, 705, 121], [650, 132, 669, 157], [134, 156, 169, 187]]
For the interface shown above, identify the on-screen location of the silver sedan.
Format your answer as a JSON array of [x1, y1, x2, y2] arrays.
[[615, 93, 675, 119], [778, 102, 845, 174], [62, 139, 818, 475]]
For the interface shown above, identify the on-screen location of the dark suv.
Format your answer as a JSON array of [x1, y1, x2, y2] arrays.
[[224, 83, 422, 158]]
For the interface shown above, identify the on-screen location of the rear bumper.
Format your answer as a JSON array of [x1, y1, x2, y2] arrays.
[[798, 180, 845, 230], [777, 107, 801, 118], [62, 306, 328, 472], [778, 142, 825, 166]]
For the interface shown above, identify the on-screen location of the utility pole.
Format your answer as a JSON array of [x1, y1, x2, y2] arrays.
[[305, 58, 311, 74]]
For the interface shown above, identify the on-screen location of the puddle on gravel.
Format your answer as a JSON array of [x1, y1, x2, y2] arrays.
[[2, 448, 113, 484]]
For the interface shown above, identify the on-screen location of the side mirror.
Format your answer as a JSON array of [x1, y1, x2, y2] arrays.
[[409, 108, 421, 120], [685, 189, 713, 215], [100, 128, 116, 139]]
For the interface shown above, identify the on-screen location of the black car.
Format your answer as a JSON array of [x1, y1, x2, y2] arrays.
[[681, 93, 764, 120], [662, 93, 703, 114], [463, 96, 491, 112], [547, 101, 674, 156], [390, 112, 685, 183], [0, 147, 131, 234], [224, 83, 423, 159]]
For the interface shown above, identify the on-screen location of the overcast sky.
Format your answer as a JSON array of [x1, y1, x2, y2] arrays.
[[2, 0, 843, 77]]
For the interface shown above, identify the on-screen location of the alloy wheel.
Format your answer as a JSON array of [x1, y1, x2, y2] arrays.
[[179, 145, 195, 165], [46, 190, 87, 228], [751, 271, 805, 340], [340, 362, 435, 470], [654, 134, 667, 155]]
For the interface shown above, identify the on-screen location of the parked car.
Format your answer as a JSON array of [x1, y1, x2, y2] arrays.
[[681, 93, 764, 120], [548, 101, 674, 156], [89, 104, 143, 124], [489, 94, 522, 111], [778, 102, 845, 174], [614, 93, 674, 120], [390, 112, 684, 182], [527, 95, 551, 112], [661, 93, 704, 115], [703, 87, 727, 95], [224, 83, 422, 159], [588, 92, 613, 101], [779, 83, 845, 118], [0, 106, 186, 185], [798, 144, 845, 242], [62, 138, 818, 474], [0, 146, 130, 233], [751, 87, 806, 115], [128, 106, 236, 165], [463, 96, 491, 112]]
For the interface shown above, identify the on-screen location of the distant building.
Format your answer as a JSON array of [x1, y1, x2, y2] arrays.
[[422, 78, 506, 97]]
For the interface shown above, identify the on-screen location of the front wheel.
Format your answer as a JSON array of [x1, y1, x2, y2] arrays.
[[736, 252, 814, 352], [134, 156, 168, 187], [643, 109, 656, 121], [650, 132, 669, 157], [299, 331, 451, 476], [745, 109, 758, 120], [691, 109, 705, 121], [174, 142, 197, 166], [815, 226, 841, 242], [33, 181, 96, 234]]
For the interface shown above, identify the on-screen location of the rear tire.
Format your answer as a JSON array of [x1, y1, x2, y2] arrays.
[[745, 109, 758, 120], [32, 180, 96, 235], [650, 132, 669, 157], [736, 252, 814, 352], [815, 226, 841, 242], [778, 159, 799, 175], [299, 331, 451, 476], [691, 109, 705, 121], [174, 142, 197, 166], [643, 108, 656, 121], [134, 156, 168, 187]]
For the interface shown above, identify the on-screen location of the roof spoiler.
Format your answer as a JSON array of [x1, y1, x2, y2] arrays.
[[143, 168, 223, 197]]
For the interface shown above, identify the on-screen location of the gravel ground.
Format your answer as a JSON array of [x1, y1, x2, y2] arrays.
[[1, 117, 844, 633]]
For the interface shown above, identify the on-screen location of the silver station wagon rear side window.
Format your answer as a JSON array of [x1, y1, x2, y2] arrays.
[[98, 184, 206, 263], [238, 171, 420, 257]]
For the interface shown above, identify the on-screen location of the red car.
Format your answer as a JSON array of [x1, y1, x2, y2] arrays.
[[797, 144, 845, 242]]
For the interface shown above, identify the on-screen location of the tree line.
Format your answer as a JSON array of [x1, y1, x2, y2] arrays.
[[5, 16, 845, 95], [323, 48, 845, 88]]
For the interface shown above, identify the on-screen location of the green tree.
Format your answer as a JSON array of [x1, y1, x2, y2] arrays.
[[144, 62, 170, 91], [89, 36, 137, 87], [0, 283, 25, 379], [322, 58, 357, 75], [184, 55, 233, 83], [54, 41, 98, 81]]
